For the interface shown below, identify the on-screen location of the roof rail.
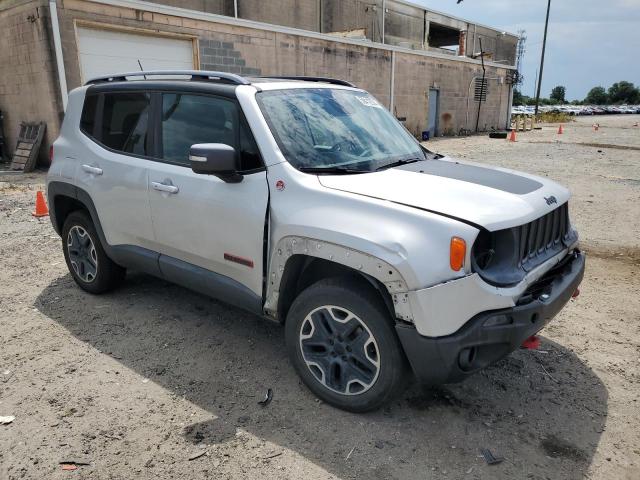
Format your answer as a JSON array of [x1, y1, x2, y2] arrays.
[[259, 76, 356, 87], [85, 70, 251, 86]]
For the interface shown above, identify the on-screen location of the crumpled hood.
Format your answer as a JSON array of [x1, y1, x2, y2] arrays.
[[318, 157, 570, 231]]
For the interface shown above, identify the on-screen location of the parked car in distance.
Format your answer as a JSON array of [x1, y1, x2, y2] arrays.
[[510, 103, 640, 119], [47, 71, 585, 412]]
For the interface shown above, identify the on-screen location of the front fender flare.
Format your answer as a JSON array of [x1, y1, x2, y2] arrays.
[[264, 236, 413, 322]]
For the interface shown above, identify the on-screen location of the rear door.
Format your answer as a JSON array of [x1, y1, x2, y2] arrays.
[[75, 90, 156, 250], [146, 92, 268, 296]]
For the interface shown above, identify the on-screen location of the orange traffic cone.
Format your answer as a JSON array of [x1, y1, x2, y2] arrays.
[[557, 124, 564, 134], [32, 191, 49, 217], [508, 129, 517, 142]]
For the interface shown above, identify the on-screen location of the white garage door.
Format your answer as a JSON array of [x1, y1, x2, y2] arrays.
[[76, 27, 195, 82]]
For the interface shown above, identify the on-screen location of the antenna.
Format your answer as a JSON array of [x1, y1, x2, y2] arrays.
[[137, 60, 147, 80]]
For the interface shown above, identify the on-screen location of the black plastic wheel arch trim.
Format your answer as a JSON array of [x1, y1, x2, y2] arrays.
[[46, 181, 262, 315]]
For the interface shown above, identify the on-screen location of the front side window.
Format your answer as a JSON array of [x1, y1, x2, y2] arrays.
[[161, 94, 236, 166], [160, 93, 262, 171], [101, 93, 150, 155], [257, 88, 426, 172]]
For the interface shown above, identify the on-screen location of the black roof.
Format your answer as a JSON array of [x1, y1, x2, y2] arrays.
[[86, 80, 239, 99]]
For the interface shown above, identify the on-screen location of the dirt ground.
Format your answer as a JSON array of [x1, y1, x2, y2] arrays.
[[1, 115, 639, 479]]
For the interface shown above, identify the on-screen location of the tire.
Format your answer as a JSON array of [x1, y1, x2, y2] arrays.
[[61, 210, 125, 294], [489, 131, 508, 139], [285, 277, 408, 412]]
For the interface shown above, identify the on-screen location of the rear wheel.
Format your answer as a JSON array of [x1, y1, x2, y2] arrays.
[[285, 277, 408, 412], [62, 210, 125, 294]]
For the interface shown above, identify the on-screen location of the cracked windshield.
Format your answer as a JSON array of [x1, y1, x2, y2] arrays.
[[258, 88, 426, 173]]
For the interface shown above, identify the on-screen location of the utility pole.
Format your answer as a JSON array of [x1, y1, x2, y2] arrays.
[[475, 37, 486, 133], [381, 0, 386, 44], [534, 0, 551, 116], [516, 29, 526, 84]]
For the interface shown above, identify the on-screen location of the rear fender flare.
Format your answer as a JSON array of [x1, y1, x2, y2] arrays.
[[48, 181, 110, 257]]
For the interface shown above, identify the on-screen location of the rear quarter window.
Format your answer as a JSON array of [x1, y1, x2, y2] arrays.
[[80, 93, 98, 137]]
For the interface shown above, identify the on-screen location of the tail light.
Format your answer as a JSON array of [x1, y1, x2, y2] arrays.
[[49, 145, 54, 164]]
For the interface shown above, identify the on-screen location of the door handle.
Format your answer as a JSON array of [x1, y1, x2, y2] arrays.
[[81, 164, 103, 175], [151, 181, 179, 194]]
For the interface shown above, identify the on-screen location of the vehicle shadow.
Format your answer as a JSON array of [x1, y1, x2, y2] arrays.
[[35, 272, 607, 479]]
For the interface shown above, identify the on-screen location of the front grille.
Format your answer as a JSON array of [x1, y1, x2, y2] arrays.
[[472, 202, 577, 287], [517, 202, 571, 271]]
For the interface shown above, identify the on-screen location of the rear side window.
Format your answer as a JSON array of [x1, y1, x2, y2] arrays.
[[100, 92, 150, 156], [160, 93, 262, 171], [80, 94, 98, 136]]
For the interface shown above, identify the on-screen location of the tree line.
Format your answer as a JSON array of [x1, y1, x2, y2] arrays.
[[513, 81, 639, 106]]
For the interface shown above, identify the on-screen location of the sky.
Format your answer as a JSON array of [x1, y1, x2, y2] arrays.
[[412, 0, 640, 101]]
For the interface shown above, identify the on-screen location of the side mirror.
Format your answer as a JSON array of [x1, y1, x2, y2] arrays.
[[189, 143, 242, 183]]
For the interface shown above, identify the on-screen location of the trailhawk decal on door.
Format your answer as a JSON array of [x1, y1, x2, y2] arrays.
[[224, 253, 255, 268]]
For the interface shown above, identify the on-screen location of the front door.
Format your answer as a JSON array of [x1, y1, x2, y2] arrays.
[[428, 88, 439, 138], [146, 92, 268, 296]]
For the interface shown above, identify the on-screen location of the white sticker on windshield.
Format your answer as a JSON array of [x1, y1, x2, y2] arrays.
[[356, 96, 383, 108]]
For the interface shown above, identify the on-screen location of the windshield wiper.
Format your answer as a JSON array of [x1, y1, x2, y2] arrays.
[[299, 166, 367, 175], [375, 157, 422, 171]]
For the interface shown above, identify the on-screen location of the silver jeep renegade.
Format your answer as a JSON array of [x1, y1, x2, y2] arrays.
[[47, 70, 585, 412]]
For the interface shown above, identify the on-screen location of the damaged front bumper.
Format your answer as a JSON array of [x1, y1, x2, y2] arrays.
[[396, 250, 585, 385]]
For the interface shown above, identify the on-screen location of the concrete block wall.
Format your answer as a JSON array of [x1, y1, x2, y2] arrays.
[[199, 38, 262, 76], [0, 0, 62, 164], [141, 0, 517, 65], [57, 0, 393, 105], [393, 53, 510, 137], [57, 0, 510, 136], [238, 0, 319, 32], [0, 0, 512, 162]]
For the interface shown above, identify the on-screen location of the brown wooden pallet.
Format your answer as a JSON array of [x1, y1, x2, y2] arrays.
[[0, 109, 7, 162], [10, 122, 46, 172]]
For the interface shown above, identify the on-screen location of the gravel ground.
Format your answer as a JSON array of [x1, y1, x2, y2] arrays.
[[0, 115, 639, 479]]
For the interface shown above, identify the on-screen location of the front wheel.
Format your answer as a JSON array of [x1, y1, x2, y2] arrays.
[[285, 277, 408, 412]]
